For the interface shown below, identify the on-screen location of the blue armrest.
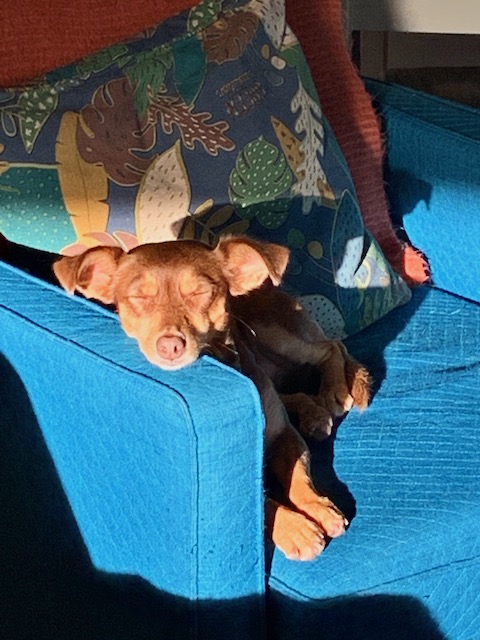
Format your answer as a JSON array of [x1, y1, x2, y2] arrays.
[[0, 260, 266, 639]]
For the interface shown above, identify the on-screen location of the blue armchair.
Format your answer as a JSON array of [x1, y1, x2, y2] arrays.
[[1, 77, 479, 640]]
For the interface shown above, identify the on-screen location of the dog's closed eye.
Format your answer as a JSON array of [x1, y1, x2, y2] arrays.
[[180, 273, 218, 310], [125, 294, 156, 315], [123, 274, 159, 313], [186, 286, 216, 309]]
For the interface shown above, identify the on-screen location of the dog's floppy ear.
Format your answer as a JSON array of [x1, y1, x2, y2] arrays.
[[215, 236, 290, 295], [53, 246, 124, 303]]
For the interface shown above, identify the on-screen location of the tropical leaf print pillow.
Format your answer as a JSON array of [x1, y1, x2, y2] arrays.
[[0, 0, 410, 338]]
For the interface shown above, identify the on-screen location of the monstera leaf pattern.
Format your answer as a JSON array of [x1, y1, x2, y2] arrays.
[[230, 136, 292, 205], [202, 10, 259, 64], [77, 78, 156, 186], [0, 0, 410, 337], [229, 136, 293, 228]]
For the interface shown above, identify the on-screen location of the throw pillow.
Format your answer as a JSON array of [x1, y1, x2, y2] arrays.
[[0, 0, 410, 338], [0, 0, 429, 286]]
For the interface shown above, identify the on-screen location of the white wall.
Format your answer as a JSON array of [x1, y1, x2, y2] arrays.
[[344, 0, 480, 77], [347, 0, 480, 34]]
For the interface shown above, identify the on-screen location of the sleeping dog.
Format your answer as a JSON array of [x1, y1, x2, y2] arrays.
[[54, 236, 370, 561]]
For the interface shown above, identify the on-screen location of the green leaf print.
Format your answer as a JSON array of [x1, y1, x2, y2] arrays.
[[187, 0, 222, 32], [172, 36, 207, 105], [123, 46, 174, 117], [229, 136, 293, 204], [229, 137, 293, 229], [0, 167, 76, 252], [77, 44, 130, 79], [8, 85, 59, 154]]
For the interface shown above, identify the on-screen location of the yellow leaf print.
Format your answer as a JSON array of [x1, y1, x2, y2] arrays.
[[56, 111, 109, 248]]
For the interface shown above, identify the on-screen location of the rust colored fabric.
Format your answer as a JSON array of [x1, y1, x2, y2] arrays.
[[0, 0, 198, 87]]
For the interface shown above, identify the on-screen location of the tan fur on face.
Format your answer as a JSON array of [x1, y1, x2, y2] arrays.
[[104, 244, 231, 369], [53, 238, 287, 370]]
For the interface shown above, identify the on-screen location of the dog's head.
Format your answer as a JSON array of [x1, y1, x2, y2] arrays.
[[54, 237, 289, 370]]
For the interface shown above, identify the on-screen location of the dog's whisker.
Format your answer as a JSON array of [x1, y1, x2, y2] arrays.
[[217, 342, 239, 356], [230, 314, 257, 338], [200, 340, 238, 357]]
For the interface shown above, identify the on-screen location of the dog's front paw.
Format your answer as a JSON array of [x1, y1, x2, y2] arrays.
[[297, 403, 333, 440], [281, 392, 334, 440], [272, 504, 327, 561], [297, 496, 348, 540]]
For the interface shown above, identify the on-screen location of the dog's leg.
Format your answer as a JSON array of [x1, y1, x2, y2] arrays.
[[253, 322, 371, 436], [267, 425, 347, 545], [315, 341, 372, 416], [235, 337, 346, 559]]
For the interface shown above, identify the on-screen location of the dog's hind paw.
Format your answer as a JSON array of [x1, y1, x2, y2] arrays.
[[272, 504, 327, 561], [296, 496, 348, 540]]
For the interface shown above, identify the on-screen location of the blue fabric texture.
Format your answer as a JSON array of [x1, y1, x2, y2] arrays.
[[268, 286, 480, 640], [365, 78, 480, 304], [2, 257, 480, 639]]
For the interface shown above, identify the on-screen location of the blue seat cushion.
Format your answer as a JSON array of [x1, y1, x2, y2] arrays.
[[269, 286, 480, 640]]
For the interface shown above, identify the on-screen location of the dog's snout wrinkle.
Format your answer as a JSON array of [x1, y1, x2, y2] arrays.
[[156, 333, 187, 361]]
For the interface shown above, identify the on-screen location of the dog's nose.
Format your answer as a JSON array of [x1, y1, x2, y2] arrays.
[[156, 334, 186, 361]]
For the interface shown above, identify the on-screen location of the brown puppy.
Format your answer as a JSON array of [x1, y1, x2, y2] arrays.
[[54, 236, 368, 561]]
